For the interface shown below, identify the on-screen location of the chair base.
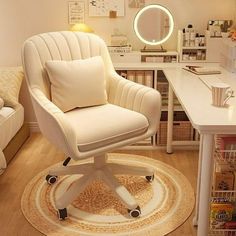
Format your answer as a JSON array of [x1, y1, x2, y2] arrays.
[[47, 154, 154, 218]]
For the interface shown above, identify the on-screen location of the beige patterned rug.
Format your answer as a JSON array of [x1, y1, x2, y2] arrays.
[[21, 153, 195, 236]]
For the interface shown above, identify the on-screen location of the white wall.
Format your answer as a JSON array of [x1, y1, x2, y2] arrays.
[[0, 0, 235, 122]]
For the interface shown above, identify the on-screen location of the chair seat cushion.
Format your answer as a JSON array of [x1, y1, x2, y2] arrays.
[[64, 104, 149, 152]]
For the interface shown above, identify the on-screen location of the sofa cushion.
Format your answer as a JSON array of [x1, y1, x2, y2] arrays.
[[64, 104, 149, 152], [0, 104, 24, 150], [0, 68, 24, 108], [45, 56, 107, 112]]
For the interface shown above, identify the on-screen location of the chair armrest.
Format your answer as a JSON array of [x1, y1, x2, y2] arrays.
[[30, 87, 79, 159], [108, 72, 162, 134]]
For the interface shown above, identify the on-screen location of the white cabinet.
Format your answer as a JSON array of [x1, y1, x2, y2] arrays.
[[109, 51, 178, 63], [110, 52, 141, 63]]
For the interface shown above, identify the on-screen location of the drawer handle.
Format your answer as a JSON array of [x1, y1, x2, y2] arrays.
[[173, 122, 180, 126]]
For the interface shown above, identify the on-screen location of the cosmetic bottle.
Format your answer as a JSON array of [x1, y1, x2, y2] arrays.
[[184, 29, 190, 47], [195, 33, 200, 47], [199, 35, 205, 46], [189, 27, 195, 47]]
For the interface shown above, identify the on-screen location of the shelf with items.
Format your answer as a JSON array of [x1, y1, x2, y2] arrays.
[[177, 30, 207, 62], [209, 135, 236, 235]]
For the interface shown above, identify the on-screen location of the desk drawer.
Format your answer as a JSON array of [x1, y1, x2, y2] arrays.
[[110, 53, 140, 63]]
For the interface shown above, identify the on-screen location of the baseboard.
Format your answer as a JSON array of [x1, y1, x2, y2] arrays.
[[27, 122, 40, 132]]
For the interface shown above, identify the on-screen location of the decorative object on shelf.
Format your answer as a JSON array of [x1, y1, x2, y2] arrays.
[[208, 20, 233, 38], [70, 23, 94, 32], [108, 28, 131, 53], [68, 1, 84, 24], [128, 0, 145, 8], [133, 4, 174, 52], [109, 10, 117, 18], [89, 0, 125, 17], [110, 28, 128, 46]]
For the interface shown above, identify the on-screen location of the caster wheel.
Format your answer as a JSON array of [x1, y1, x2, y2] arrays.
[[128, 206, 141, 218], [46, 174, 58, 185], [57, 208, 67, 220], [145, 175, 154, 182]]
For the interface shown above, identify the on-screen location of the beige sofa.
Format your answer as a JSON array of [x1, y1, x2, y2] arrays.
[[0, 67, 29, 174]]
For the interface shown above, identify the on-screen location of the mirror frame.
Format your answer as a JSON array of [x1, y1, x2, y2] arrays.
[[133, 4, 174, 46]]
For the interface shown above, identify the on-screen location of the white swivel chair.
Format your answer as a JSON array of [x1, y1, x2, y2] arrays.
[[22, 31, 161, 219]]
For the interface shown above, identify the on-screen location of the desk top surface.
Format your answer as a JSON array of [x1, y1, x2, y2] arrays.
[[163, 65, 236, 134]]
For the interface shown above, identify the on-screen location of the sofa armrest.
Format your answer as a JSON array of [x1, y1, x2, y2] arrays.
[[30, 87, 80, 159], [108, 71, 162, 134]]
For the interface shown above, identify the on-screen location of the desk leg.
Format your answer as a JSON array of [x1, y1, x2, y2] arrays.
[[197, 134, 214, 236], [193, 134, 203, 226], [167, 84, 174, 154]]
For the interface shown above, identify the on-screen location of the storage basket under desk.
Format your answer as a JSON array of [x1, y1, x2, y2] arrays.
[[157, 121, 194, 145], [209, 135, 236, 235], [157, 111, 194, 145]]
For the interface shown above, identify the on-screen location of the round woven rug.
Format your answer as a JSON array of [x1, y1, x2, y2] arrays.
[[21, 153, 195, 236]]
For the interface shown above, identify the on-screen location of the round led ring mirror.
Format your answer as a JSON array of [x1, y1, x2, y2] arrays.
[[134, 4, 174, 46]]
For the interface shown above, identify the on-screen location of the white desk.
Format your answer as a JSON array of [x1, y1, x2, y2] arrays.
[[114, 62, 236, 235], [164, 66, 236, 236]]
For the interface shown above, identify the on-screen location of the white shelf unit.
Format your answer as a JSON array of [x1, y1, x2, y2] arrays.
[[209, 135, 236, 235], [178, 30, 225, 63], [177, 30, 207, 62]]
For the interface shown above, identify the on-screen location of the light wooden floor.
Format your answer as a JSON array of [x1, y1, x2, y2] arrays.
[[0, 133, 198, 236]]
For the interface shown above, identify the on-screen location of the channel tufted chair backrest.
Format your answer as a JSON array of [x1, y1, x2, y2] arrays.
[[22, 31, 114, 100]]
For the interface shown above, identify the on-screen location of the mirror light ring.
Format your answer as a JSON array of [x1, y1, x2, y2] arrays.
[[134, 4, 174, 46]]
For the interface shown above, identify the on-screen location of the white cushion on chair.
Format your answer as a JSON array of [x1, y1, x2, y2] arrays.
[[45, 56, 107, 112], [64, 104, 149, 152]]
